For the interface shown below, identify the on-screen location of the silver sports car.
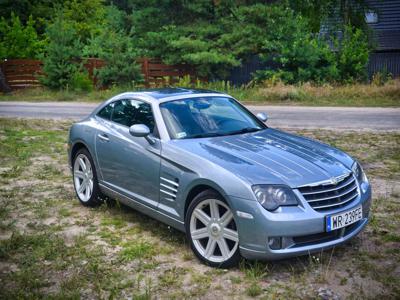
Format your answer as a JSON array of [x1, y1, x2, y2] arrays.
[[68, 88, 371, 268]]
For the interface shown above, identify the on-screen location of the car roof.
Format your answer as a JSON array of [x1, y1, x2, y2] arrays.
[[114, 88, 226, 102], [137, 88, 224, 99], [93, 88, 231, 115]]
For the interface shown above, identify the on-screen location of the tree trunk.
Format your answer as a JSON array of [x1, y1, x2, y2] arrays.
[[0, 66, 12, 93]]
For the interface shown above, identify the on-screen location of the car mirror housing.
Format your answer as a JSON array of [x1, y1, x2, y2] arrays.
[[129, 124, 155, 144], [256, 112, 268, 122]]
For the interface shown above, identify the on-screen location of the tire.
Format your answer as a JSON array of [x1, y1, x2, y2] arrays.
[[72, 148, 103, 207], [185, 189, 240, 268]]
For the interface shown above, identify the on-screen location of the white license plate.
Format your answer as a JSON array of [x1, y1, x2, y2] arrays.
[[326, 206, 362, 232]]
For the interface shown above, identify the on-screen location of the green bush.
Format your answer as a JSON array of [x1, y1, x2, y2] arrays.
[[0, 13, 44, 59], [255, 34, 338, 84], [40, 13, 82, 90], [94, 36, 142, 87], [69, 70, 93, 92], [336, 25, 370, 82]]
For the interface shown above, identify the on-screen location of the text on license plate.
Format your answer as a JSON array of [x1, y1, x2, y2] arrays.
[[326, 206, 362, 232]]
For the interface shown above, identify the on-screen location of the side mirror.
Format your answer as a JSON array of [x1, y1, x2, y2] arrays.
[[256, 112, 268, 122], [129, 124, 155, 144]]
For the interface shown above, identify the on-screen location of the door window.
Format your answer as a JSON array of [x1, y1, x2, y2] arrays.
[[97, 102, 114, 120], [111, 100, 155, 132]]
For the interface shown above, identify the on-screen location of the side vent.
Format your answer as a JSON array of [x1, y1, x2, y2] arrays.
[[160, 177, 179, 202]]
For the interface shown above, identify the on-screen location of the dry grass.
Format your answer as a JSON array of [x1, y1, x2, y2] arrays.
[[1, 79, 399, 107], [250, 79, 400, 106]]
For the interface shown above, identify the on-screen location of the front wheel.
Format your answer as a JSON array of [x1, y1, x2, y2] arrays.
[[185, 190, 240, 268], [72, 148, 102, 207]]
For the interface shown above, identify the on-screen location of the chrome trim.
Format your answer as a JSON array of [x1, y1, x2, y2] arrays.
[[306, 185, 357, 203], [160, 177, 179, 187], [299, 173, 359, 211], [301, 176, 355, 195], [160, 183, 178, 193], [312, 193, 359, 210], [297, 172, 351, 188], [160, 189, 176, 198]]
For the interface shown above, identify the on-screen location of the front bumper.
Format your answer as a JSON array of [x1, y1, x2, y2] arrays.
[[230, 184, 372, 260]]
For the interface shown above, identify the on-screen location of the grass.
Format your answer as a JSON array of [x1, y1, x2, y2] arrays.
[[246, 282, 263, 297], [118, 241, 156, 261], [0, 118, 399, 298], [1, 78, 399, 106]]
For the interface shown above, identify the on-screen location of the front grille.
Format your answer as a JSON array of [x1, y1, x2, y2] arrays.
[[298, 173, 359, 211]]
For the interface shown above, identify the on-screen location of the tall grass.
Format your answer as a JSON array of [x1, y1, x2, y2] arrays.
[[1, 77, 399, 107]]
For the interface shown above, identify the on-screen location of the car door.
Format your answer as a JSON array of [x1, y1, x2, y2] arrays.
[[95, 99, 161, 209]]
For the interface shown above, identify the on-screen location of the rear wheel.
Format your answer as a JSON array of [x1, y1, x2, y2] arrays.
[[72, 148, 102, 207], [185, 189, 240, 268]]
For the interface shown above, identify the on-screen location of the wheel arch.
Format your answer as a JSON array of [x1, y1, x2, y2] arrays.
[[183, 179, 231, 219], [69, 139, 95, 168]]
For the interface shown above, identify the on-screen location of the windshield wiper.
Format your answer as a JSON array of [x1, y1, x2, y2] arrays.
[[225, 127, 261, 136], [185, 132, 224, 139]]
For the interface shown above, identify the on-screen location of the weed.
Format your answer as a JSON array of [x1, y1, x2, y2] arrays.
[[246, 282, 263, 297], [118, 241, 155, 261], [240, 260, 269, 280], [101, 216, 127, 229]]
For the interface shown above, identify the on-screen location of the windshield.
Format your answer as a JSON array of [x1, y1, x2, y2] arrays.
[[160, 97, 266, 139]]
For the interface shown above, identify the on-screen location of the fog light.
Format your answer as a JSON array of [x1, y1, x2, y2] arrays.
[[268, 237, 281, 250]]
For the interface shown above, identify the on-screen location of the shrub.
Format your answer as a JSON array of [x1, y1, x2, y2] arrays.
[[40, 13, 82, 90], [249, 6, 339, 85], [371, 68, 392, 86], [90, 32, 142, 87], [336, 25, 370, 82], [0, 13, 44, 59], [69, 70, 93, 92]]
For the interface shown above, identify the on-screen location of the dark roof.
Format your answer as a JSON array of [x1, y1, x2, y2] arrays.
[[138, 88, 223, 100]]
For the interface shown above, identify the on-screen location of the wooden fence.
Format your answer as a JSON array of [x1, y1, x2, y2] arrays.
[[138, 58, 198, 87], [0, 58, 199, 90], [0, 59, 43, 90]]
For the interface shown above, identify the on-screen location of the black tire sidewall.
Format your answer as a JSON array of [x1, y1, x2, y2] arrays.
[[72, 148, 102, 207], [185, 189, 241, 268]]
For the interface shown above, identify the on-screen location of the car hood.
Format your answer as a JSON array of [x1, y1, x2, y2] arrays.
[[170, 128, 354, 188]]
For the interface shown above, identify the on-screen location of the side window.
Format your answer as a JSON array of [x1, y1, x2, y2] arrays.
[[97, 102, 114, 120], [111, 99, 155, 132]]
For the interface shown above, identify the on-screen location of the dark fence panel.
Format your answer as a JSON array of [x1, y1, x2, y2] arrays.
[[227, 55, 268, 86], [368, 51, 400, 78]]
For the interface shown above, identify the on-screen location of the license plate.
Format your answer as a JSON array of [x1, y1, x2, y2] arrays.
[[326, 206, 362, 232]]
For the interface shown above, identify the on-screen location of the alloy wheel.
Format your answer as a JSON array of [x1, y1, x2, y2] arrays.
[[190, 198, 239, 263], [73, 153, 94, 202]]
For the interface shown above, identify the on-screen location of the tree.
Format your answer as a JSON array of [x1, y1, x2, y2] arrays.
[[0, 13, 44, 59], [83, 6, 142, 86], [0, 0, 64, 34], [40, 13, 82, 89]]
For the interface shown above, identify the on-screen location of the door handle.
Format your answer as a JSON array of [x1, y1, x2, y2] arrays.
[[98, 133, 110, 142]]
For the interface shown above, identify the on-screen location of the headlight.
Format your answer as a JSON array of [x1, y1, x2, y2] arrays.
[[352, 161, 368, 184], [252, 185, 298, 211]]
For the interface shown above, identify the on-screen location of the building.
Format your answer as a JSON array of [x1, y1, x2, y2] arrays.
[[366, 0, 400, 78]]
